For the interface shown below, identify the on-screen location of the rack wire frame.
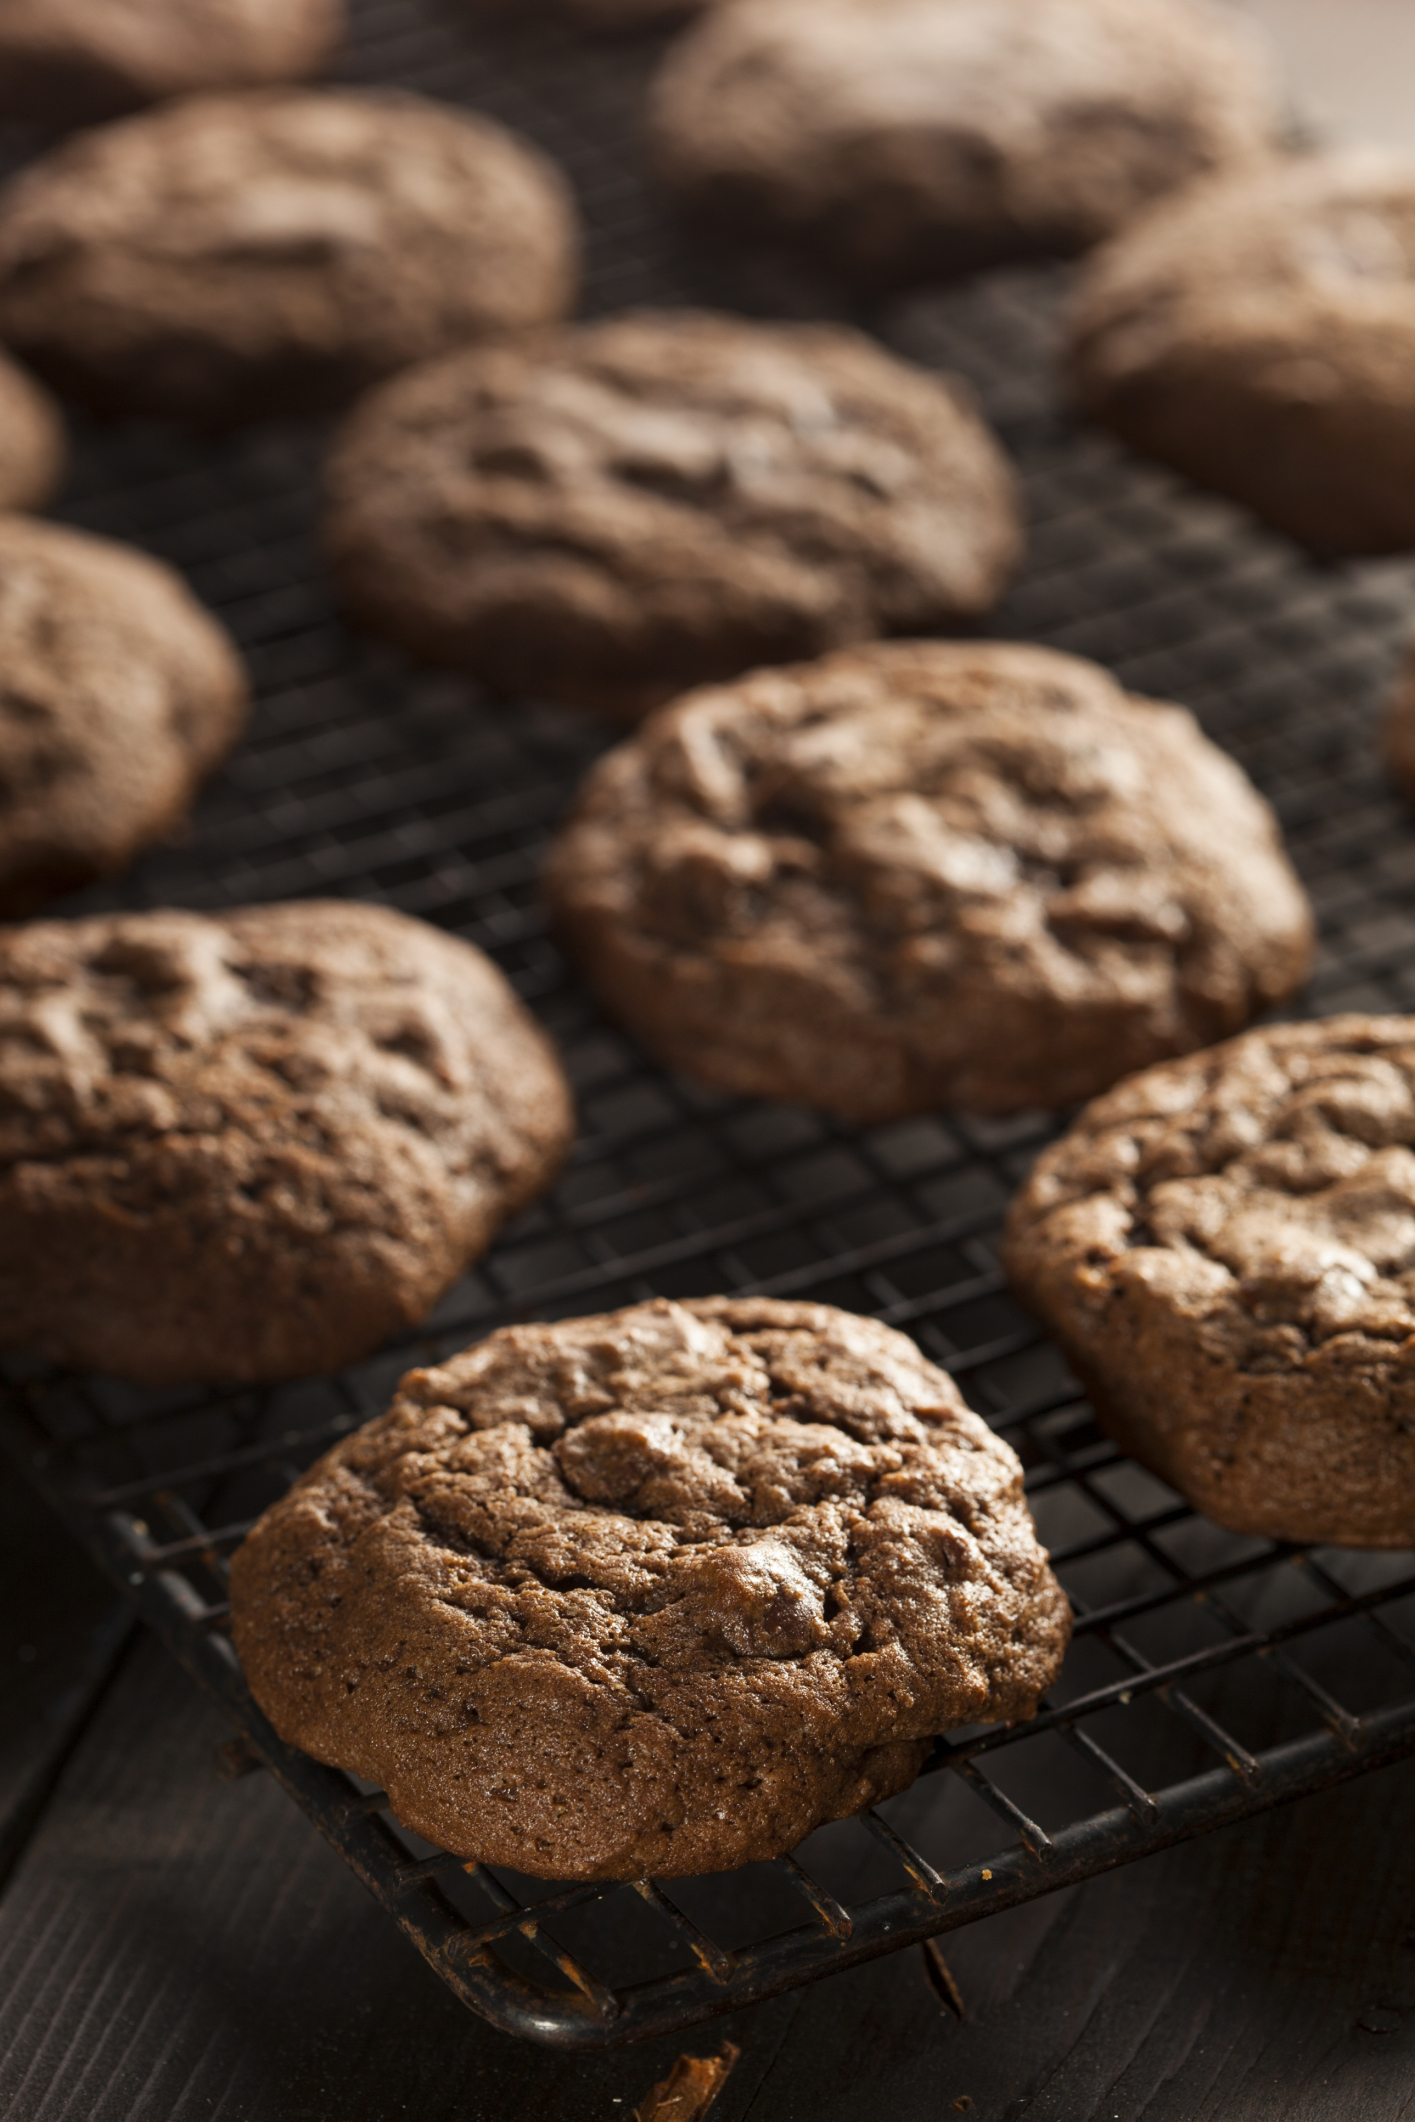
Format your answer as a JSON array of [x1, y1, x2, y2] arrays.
[[6, 0, 1415, 2055]]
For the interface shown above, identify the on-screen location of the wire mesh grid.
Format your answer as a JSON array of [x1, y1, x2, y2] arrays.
[[4, 0, 1415, 2054]]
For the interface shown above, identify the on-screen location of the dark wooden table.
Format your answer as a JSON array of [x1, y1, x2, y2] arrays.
[[6, 1483, 1415, 2122]]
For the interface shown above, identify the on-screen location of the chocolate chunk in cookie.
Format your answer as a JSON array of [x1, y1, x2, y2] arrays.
[[230, 1296, 1070, 1879], [0, 88, 580, 424], [0, 353, 65, 514], [0, 901, 573, 1383], [544, 642, 1314, 1119], [650, 0, 1280, 290], [1070, 151, 1415, 554], [324, 311, 1021, 717], [1005, 1017, 1415, 1547], [0, 517, 246, 915], [0, 0, 343, 124]]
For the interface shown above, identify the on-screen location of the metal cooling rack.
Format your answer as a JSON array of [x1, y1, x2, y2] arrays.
[[5, 0, 1415, 2054]]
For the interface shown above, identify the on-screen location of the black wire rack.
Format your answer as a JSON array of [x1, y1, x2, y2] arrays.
[[6, 0, 1415, 2055]]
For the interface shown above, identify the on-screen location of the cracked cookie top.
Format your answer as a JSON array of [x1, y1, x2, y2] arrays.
[[1005, 1016, 1415, 1544], [545, 641, 1313, 1119], [0, 900, 573, 1383], [0, 516, 246, 917], [230, 1296, 1070, 1879], [323, 310, 1021, 717], [0, 88, 579, 422]]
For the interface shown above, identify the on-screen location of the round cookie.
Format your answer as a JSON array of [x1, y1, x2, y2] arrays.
[[229, 1295, 1071, 1880], [0, 0, 343, 124], [324, 311, 1022, 717], [0, 88, 580, 424], [1005, 1017, 1415, 1548], [0, 353, 65, 514], [1069, 151, 1415, 554], [544, 641, 1314, 1120], [0, 901, 573, 1383], [0, 517, 246, 915], [649, 0, 1281, 290]]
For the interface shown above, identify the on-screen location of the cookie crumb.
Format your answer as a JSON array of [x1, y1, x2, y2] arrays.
[[632, 2042, 740, 2122]]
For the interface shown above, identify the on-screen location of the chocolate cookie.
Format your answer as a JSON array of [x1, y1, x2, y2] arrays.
[[1069, 151, 1415, 553], [650, 0, 1280, 290], [0, 901, 573, 1383], [324, 311, 1021, 717], [1005, 1017, 1415, 1548], [544, 642, 1314, 1119], [230, 1296, 1071, 1879], [0, 89, 579, 424], [0, 517, 246, 914], [0, 0, 343, 124], [0, 352, 65, 514]]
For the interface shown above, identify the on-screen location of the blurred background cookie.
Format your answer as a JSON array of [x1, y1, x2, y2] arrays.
[[650, 0, 1283, 290], [0, 901, 573, 1382], [1069, 149, 1415, 553], [0, 0, 343, 125], [1006, 1016, 1415, 1547], [325, 310, 1022, 717], [0, 516, 246, 914], [0, 88, 580, 423], [545, 640, 1314, 1118], [0, 350, 64, 512]]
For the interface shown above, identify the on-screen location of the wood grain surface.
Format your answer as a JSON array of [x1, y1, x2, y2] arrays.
[[4, 1502, 1415, 2121], [0, 1482, 130, 1891]]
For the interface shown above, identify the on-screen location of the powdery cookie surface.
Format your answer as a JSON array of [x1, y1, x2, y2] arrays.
[[1006, 1018, 1415, 1547], [545, 642, 1313, 1120], [1070, 151, 1415, 554], [0, 517, 246, 914], [0, 354, 65, 514], [0, 0, 343, 123], [0, 901, 573, 1383], [325, 311, 1021, 717], [0, 88, 579, 423], [650, 0, 1280, 289], [230, 1296, 1070, 1879]]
